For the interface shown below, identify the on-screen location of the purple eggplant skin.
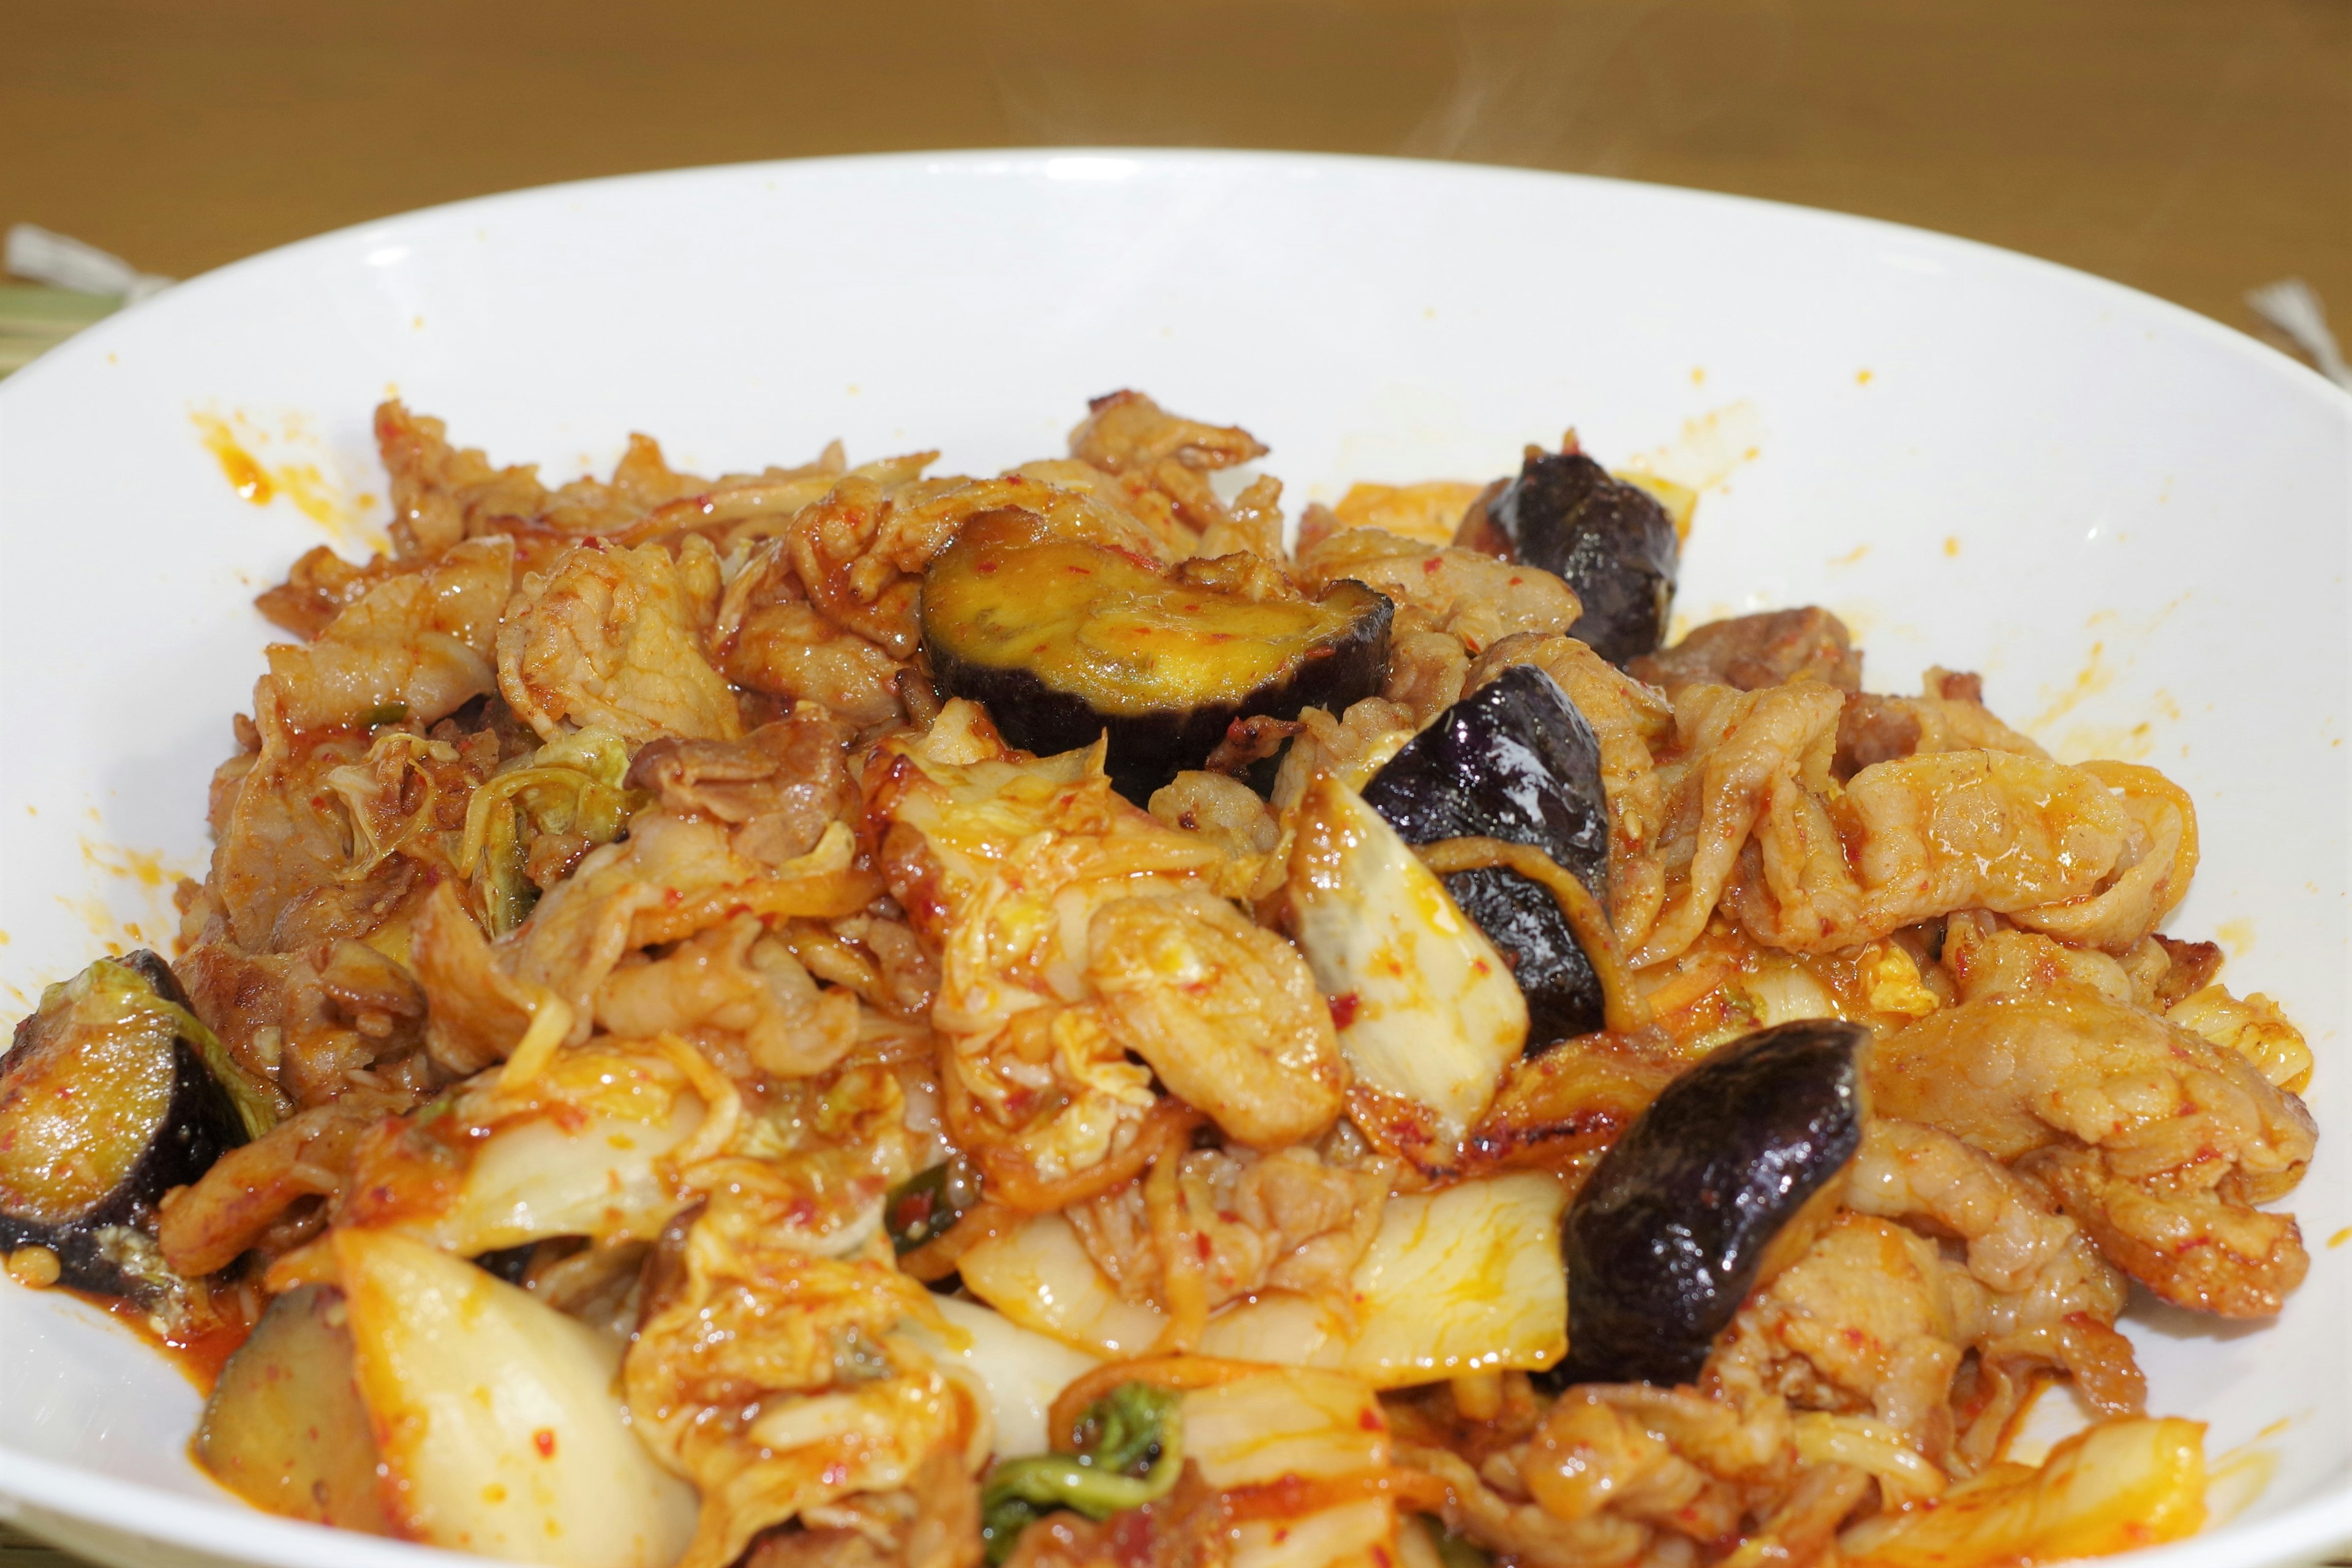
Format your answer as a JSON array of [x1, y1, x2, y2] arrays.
[[1360, 665, 1612, 1050], [1477, 451, 1679, 666], [1550, 1019, 1870, 1389], [930, 587, 1390, 804], [0, 950, 252, 1297], [474, 1243, 539, 1285], [922, 518, 1395, 804]]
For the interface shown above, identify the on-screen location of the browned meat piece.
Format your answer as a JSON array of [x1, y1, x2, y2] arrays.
[[1000, 1463, 1226, 1568], [2022, 1144, 2309, 1319], [816, 914, 941, 1022], [1148, 771, 1280, 859], [378, 399, 711, 567], [2153, 934, 2226, 1008], [739, 1448, 980, 1568], [723, 599, 907, 729], [378, 399, 555, 561], [1835, 693, 1924, 776], [267, 536, 513, 731], [1629, 608, 1861, 695], [1066, 389, 1267, 475], [1295, 528, 1583, 657], [628, 710, 858, 868], [1846, 1117, 2143, 1420], [496, 538, 742, 745], [155, 1100, 391, 1276], [1832, 671, 2045, 781], [1200, 714, 1300, 778], [178, 907, 443, 1109], [253, 545, 399, 639], [175, 938, 325, 1089], [1383, 628, 1471, 725], [1874, 979, 2316, 1317], [712, 536, 910, 728], [1930, 668, 1984, 703], [199, 689, 427, 958], [314, 940, 427, 1050], [1066, 1145, 1392, 1314]]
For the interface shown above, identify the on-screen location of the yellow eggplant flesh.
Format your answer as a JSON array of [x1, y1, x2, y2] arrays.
[[196, 1284, 390, 1533]]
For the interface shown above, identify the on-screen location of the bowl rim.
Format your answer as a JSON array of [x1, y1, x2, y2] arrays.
[[4, 145, 2347, 418], [1, 146, 2346, 1568]]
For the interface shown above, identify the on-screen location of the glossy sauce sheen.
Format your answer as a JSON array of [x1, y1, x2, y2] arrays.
[[1477, 451, 1679, 667], [1362, 665, 1613, 1049], [925, 522, 1365, 715], [923, 511, 1393, 801], [1556, 1019, 1868, 1386], [0, 954, 252, 1296], [0, 1006, 179, 1221], [93, 1290, 249, 1393]]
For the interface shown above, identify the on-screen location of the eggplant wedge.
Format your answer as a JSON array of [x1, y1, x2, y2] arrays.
[[1459, 448, 1679, 666], [197, 1283, 391, 1532], [0, 950, 275, 1295], [922, 510, 1393, 802], [1360, 665, 1613, 1050], [1555, 1019, 1868, 1387]]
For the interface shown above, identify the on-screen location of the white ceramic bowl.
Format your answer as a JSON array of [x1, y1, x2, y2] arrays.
[[1, 151, 2346, 1568]]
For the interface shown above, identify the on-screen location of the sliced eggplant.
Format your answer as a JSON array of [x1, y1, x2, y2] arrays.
[[473, 1242, 540, 1284], [0, 951, 273, 1295], [1360, 665, 1613, 1051], [922, 510, 1394, 802], [197, 1284, 391, 1532], [1458, 449, 1678, 666], [1555, 1019, 1868, 1388]]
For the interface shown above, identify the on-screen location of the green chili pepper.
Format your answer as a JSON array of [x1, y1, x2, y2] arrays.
[[458, 726, 643, 937], [979, 1382, 1183, 1564], [1422, 1515, 1492, 1568], [478, 796, 540, 938], [359, 701, 410, 728], [884, 1158, 980, 1254]]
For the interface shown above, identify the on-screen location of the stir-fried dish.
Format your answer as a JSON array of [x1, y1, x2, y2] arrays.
[[0, 391, 2319, 1568]]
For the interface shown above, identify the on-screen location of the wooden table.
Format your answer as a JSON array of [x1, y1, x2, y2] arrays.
[[2, 1, 2348, 1563], [0, 1528, 72, 1567], [4, 0, 2348, 337]]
